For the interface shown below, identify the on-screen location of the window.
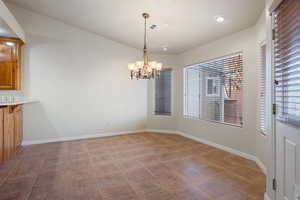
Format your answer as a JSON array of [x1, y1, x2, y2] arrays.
[[206, 77, 221, 97], [274, 0, 300, 126], [260, 44, 267, 134], [184, 67, 200, 118], [184, 53, 243, 126], [155, 70, 172, 116]]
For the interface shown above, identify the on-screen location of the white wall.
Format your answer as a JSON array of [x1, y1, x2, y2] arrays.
[[6, 4, 151, 143]]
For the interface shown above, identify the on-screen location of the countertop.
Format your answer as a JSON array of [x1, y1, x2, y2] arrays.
[[0, 98, 39, 106]]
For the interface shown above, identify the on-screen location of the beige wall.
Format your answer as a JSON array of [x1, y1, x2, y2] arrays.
[[7, 4, 150, 143]]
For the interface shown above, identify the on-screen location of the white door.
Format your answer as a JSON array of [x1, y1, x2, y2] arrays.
[[275, 122, 300, 200], [272, 0, 300, 199]]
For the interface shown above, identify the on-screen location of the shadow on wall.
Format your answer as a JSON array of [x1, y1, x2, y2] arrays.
[[23, 102, 147, 142], [23, 103, 59, 141]]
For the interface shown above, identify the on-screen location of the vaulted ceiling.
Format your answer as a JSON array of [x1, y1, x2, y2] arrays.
[[4, 0, 264, 54]]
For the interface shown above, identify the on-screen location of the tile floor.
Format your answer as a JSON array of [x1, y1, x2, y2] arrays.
[[0, 133, 266, 200]]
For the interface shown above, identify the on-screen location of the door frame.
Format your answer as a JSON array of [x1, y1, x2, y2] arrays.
[[271, 17, 277, 200], [266, 10, 277, 200]]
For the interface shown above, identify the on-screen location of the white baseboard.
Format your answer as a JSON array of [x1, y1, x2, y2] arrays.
[[264, 193, 271, 200], [255, 157, 267, 175], [177, 131, 256, 161], [144, 129, 177, 134], [147, 129, 267, 175], [22, 130, 145, 146], [176, 131, 267, 174]]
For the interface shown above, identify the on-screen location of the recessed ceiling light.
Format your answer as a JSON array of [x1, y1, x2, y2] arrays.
[[215, 16, 225, 23], [5, 42, 15, 46], [162, 45, 168, 51]]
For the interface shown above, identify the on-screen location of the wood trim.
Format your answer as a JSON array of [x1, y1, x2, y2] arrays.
[[16, 40, 23, 90], [0, 37, 24, 45], [0, 36, 24, 90], [269, 0, 284, 13], [8, 105, 18, 113]]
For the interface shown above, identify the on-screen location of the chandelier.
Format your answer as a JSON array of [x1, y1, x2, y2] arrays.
[[128, 13, 162, 80]]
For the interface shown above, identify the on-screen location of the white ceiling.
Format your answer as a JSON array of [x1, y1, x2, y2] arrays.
[[4, 0, 264, 54]]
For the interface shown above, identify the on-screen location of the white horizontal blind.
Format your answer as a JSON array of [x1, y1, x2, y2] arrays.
[[184, 53, 243, 126], [274, 0, 300, 126], [155, 70, 171, 115], [260, 44, 267, 133]]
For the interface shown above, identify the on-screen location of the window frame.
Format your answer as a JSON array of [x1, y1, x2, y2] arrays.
[[183, 67, 202, 119], [259, 41, 268, 135], [153, 68, 173, 117], [183, 52, 244, 128], [206, 77, 221, 97]]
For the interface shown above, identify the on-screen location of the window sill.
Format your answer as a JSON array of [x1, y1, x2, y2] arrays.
[[183, 116, 243, 128], [153, 113, 172, 118]]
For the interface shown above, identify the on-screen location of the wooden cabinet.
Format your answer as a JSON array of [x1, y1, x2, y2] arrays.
[[0, 105, 23, 164], [0, 37, 23, 90]]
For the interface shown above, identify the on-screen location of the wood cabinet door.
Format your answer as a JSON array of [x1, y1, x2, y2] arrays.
[[0, 37, 23, 90], [3, 107, 15, 161], [0, 108, 4, 164], [14, 106, 23, 149]]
